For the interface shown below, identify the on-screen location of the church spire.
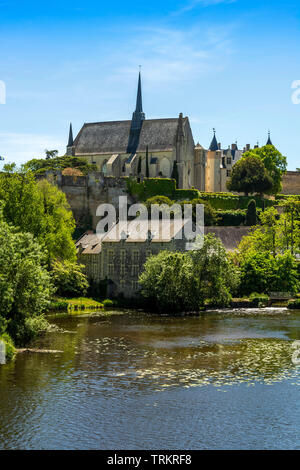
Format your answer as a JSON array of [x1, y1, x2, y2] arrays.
[[66, 123, 74, 156], [266, 130, 273, 145], [126, 70, 145, 155], [135, 71, 143, 114], [209, 128, 219, 151], [131, 70, 145, 130], [68, 123, 74, 147]]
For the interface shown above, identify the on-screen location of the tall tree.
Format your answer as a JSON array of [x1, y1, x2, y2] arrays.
[[171, 161, 179, 188], [145, 146, 149, 178], [0, 171, 76, 265], [245, 199, 257, 226], [243, 145, 287, 195], [227, 155, 273, 196]]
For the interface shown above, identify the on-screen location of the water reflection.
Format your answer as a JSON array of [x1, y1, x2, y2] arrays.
[[0, 308, 299, 449]]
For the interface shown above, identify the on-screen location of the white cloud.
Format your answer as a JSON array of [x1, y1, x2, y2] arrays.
[[0, 132, 65, 165], [172, 0, 237, 16], [107, 24, 234, 87]]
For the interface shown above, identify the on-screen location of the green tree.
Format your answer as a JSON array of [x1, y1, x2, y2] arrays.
[[0, 212, 53, 345], [51, 260, 89, 297], [137, 156, 142, 176], [139, 235, 239, 312], [245, 199, 257, 226], [171, 161, 179, 188], [243, 145, 287, 195], [227, 155, 273, 196], [0, 172, 76, 265], [145, 146, 149, 178], [278, 197, 300, 255], [239, 251, 299, 295], [45, 149, 58, 160]]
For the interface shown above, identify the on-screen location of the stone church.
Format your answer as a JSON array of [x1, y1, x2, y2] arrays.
[[66, 72, 274, 192]]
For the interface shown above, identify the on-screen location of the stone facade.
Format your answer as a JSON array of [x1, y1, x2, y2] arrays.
[[76, 225, 251, 298], [76, 220, 187, 298]]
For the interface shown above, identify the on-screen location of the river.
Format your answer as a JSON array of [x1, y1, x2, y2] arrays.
[[0, 308, 299, 450]]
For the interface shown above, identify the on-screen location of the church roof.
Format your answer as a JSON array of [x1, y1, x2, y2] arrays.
[[73, 117, 186, 155]]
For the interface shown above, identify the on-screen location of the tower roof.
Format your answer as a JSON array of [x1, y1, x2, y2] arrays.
[[209, 129, 219, 151], [266, 131, 273, 145]]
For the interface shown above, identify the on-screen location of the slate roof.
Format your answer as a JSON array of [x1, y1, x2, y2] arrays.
[[73, 118, 183, 155], [209, 133, 219, 151], [102, 219, 189, 243], [76, 233, 104, 254]]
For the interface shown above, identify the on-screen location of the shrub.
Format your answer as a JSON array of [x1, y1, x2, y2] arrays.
[[246, 199, 257, 226], [287, 299, 300, 309], [0, 215, 53, 346], [0, 333, 16, 361], [216, 209, 246, 226], [51, 260, 89, 297], [103, 299, 114, 308], [239, 251, 299, 296]]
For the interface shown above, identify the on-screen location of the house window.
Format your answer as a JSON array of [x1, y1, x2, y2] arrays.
[[132, 250, 139, 263], [120, 249, 126, 264], [120, 265, 126, 278], [227, 170, 231, 177], [120, 279, 126, 289], [227, 157, 231, 165], [131, 265, 139, 277], [108, 264, 114, 276], [108, 250, 114, 263], [131, 280, 139, 291]]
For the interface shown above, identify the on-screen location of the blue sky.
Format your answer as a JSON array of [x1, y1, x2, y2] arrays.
[[0, 0, 300, 169]]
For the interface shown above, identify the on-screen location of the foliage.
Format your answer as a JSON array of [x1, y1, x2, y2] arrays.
[[0, 214, 53, 346], [242, 145, 287, 195], [22, 155, 97, 176], [0, 172, 76, 265], [287, 299, 300, 309], [277, 197, 300, 255], [216, 209, 246, 226], [227, 155, 273, 196], [171, 161, 179, 187], [245, 199, 257, 226], [51, 260, 89, 297], [137, 156, 142, 175], [45, 149, 58, 160], [145, 195, 174, 209], [238, 251, 299, 296], [0, 333, 16, 361], [145, 146, 149, 178], [139, 235, 239, 312], [103, 299, 114, 308]]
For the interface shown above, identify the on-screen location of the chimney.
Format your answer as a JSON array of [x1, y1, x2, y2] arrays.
[[218, 142, 221, 150], [231, 143, 237, 151]]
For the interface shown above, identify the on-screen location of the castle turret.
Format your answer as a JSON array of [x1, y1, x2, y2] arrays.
[[266, 131, 273, 146]]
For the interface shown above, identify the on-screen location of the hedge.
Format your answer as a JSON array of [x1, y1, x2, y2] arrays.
[[216, 209, 246, 226], [126, 178, 277, 210]]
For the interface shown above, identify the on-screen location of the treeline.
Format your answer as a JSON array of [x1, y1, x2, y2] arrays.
[[139, 199, 300, 313], [0, 168, 88, 357]]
